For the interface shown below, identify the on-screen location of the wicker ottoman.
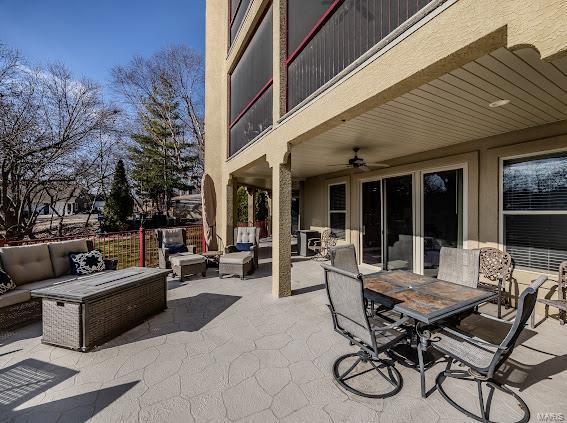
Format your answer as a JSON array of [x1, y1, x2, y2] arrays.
[[219, 252, 254, 280], [170, 254, 207, 280]]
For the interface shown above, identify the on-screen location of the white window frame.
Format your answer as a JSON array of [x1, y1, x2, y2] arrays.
[[499, 148, 567, 274], [328, 182, 347, 240]]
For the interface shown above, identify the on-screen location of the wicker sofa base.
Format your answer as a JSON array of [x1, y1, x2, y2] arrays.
[[219, 260, 254, 280], [40, 273, 167, 351], [172, 261, 207, 280], [0, 298, 43, 332]]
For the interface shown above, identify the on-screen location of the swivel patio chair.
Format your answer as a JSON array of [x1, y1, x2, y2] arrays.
[[322, 263, 408, 398], [437, 247, 480, 288], [479, 247, 513, 319], [531, 260, 567, 327], [431, 274, 547, 423]]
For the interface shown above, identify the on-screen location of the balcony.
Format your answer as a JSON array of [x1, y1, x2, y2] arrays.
[[287, 0, 439, 111]]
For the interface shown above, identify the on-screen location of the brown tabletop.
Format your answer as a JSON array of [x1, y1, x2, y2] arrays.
[[364, 270, 496, 324]]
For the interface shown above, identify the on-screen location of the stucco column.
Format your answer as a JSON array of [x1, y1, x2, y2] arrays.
[[224, 176, 236, 246], [269, 151, 292, 298]]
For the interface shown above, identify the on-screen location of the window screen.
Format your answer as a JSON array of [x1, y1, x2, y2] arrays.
[[230, 0, 252, 45], [287, 0, 330, 56], [230, 7, 273, 123], [503, 152, 567, 271], [329, 183, 346, 239]]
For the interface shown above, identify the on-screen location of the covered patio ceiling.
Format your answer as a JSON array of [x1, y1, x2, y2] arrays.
[[232, 47, 567, 182]]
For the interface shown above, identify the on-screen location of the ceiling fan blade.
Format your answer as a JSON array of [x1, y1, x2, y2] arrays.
[[327, 164, 349, 167], [359, 165, 371, 172], [366, 163, 390, 168]]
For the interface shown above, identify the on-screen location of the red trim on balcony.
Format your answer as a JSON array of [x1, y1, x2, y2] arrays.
[[285, 0, 345, 65], [229, 78, 273, 128]]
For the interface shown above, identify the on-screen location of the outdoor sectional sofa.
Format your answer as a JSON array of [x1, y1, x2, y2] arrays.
[[0, 239, 117, 330]]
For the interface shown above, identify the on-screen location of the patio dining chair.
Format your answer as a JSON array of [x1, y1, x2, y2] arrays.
[[531, 260, 567, 327], [308, 228, 336, 260], [479, 247, 513, 319], [329, 244, 359, 274], [437, 247, 480, 288], [322, 263, 408, 398], [430, 274, 547, 423]]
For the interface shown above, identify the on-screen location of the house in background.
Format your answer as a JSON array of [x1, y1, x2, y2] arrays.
[[35, 187, 90, 217], [205, 0, 567, 301]]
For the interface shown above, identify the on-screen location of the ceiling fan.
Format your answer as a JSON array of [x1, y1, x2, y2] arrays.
[[328, 147, 390, 172]]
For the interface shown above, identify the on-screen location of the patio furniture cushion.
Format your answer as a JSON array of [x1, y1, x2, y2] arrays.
[[235, 242, 253, 252], [432, 329, 496, 370], [0, 244, 55, 286], [0, 289, 31, 308], [161, 229, 184, 246], [235, 227, 258, 244], [164, 243, 188, 254], [220, 251, 253, 265], [169, 254, 206, 266], [48, 239, 89, 277], [0, 268, 16, 295], [69, 250, 106, 276]]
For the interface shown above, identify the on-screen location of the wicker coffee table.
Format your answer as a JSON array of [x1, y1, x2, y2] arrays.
[[31, 267, 170, 351]]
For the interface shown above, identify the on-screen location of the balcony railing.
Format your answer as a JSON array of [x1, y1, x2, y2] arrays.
[[287, 0, 436, 110]]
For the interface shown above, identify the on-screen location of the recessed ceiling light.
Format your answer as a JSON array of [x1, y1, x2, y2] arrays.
[[489, 99, 511, 108]]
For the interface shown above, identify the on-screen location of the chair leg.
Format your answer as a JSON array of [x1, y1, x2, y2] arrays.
[[497, 280, 502, 319], [417, 341, 426, 398], [435, 370, 530, 423], [333, 351, 402, 399]]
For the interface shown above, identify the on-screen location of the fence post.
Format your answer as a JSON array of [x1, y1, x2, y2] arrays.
[[139, 226, 146, 267], [201, 227, 206, 253]]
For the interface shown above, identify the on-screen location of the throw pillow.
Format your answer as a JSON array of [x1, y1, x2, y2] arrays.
[[164, 243, 188, 254], [235, 242, 253, 252], [0, 268, 16, 295], [69, 250, 106, 276]]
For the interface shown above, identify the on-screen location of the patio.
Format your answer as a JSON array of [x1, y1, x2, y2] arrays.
[[1, 256, 566, 422]]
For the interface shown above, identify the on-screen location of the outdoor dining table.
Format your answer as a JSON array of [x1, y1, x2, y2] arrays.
[[363, 270, 497, 398]]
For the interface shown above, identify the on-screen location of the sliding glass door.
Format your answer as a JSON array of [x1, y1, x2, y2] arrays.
[[422, 169, 464, 276], [361, 181, 382, 266], [384, 175, 414, 271]]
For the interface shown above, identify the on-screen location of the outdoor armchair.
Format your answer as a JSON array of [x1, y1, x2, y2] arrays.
[[430, 275, 547, 423], [532, 260, 567, 327], [308, 228, 336, 260], [155, 228, 196, 269], [322, 262, 407, 398], [226, 227, 260, 268]]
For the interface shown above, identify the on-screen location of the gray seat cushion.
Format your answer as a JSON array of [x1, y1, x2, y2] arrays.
[[0, 244, 55, 285], [0, 289, 31, 308], [48, 239, 89, 277], [170, 254, 206, 266], [220, 252, 253, 265]]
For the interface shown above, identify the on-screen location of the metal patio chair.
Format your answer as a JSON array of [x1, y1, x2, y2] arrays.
[[438, 247, 481, 288], [322, 263, 408, 398], [479, 247, 514, 319], [531, 260, 567, 327], [329, 244, 359, 274], [431, 274, 547, 423], [308, 228, 336, 260]]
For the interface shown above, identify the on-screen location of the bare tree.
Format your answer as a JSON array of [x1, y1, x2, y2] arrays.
[[111, 44, 205, 185], [0, 50, 120, 239]]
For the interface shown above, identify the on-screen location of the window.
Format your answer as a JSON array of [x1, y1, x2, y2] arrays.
[[229, 6, 273, 156], [329, 183, 347, 240], [502, 152, 567, 272]]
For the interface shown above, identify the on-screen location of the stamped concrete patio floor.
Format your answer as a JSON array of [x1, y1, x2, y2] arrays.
[[1, 258, 567, 422]]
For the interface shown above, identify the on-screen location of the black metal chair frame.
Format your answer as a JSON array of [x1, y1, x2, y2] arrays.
[[322, 263, 408, 398], [431, 275, 547, 423]]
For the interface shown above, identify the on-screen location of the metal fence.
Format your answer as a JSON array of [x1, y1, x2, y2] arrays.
[[2, 225, 205, 270]]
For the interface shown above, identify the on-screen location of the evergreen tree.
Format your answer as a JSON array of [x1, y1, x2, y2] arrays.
[[129, 76, 195, 216], [236, 186, 248, 224], [103, 160, 134, 231]]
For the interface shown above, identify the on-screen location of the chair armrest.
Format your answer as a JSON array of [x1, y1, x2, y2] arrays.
[[439, 326, 507, 351], [372, 316, 410, 333], [225, 245, 238, 253], [307, 238, 321, 247], [104, 259, 118, 271]]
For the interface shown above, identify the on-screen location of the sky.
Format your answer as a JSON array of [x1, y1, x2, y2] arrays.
[[0, 0, 206, 99]]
